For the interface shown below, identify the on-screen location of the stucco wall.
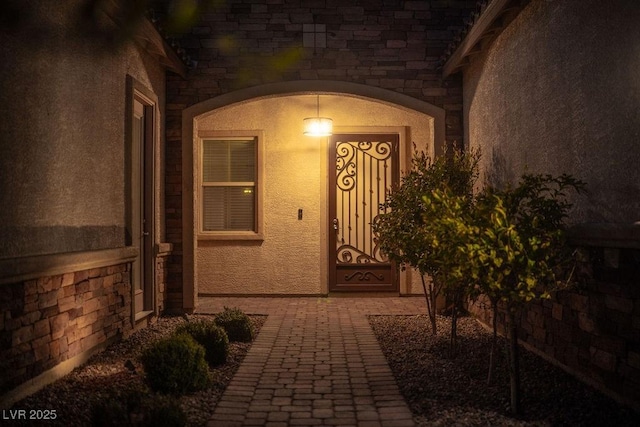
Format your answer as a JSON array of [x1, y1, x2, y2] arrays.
[[461, 0, 640, 410], [0, 1, 174, 403], [463, 0, 640, 224], [195, 94, 433, 295], [0, 1, 167, 258]]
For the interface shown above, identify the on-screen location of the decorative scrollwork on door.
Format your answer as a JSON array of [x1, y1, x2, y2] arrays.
[[345, 271, 385, 281], [335, 138, 394, 265]]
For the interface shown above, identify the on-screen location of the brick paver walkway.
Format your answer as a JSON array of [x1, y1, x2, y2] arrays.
[[197, 296, 427, 427]]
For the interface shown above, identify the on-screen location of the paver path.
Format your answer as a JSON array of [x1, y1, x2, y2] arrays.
[[197, 296, 427, 427]]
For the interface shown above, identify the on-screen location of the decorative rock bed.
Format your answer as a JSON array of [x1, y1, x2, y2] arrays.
[[369, 314, 638, 426], [11, 313, 638, 426]]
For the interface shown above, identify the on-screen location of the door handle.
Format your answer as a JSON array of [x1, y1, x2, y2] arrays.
[[143, 231, 149, 236], [332, 218, 339, 231]]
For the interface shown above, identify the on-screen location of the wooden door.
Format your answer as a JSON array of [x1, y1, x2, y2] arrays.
[[328, 134, 399, 292]]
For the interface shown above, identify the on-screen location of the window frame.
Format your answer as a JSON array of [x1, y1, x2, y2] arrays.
[[196, 130, 264, 241]]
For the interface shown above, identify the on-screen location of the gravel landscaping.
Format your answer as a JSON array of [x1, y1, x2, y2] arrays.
[[369, 314, 639, 426], [9, 311, 639, 426], [10, 314, 266, 427]]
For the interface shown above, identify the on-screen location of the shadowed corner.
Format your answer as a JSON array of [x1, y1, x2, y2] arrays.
[[485, 146, 516, 190]]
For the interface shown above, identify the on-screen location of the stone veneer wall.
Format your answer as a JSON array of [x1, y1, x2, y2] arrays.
[[165, 0, 477, 309], [0, 264, 133, 397], [155, 254, 170, 314], [469, 241, 640, 410]]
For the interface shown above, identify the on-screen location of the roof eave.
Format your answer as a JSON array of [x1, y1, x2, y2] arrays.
[[99, 0, 188, 78], [442, 0, 527, 78], [133, 17, 188, 78]]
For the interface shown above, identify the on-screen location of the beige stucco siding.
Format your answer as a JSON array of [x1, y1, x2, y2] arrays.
[[195, 94, 434, 295], [463, 0, 640, 224], [0, 4, 167, 257]]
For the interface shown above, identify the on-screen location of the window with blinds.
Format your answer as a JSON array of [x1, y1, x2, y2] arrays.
[[201, 138, 257, 232]]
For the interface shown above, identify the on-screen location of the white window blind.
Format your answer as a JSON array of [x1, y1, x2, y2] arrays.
[[202, 139, 256, 231]]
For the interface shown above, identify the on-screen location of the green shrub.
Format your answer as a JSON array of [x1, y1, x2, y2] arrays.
[[175, 319, 229, 366], [214, 307, 254, 342], [90, 394, 186, 427], [140, 333, 210, 394], [141, 397, 186, 427]]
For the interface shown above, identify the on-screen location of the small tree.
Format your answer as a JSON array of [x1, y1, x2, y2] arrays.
[[372, 144, 479, 336], [421, 187, 482, 354], [459, 174, 585, 415]]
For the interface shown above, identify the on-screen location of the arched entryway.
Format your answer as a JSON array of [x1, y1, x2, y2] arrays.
[[181, 81, 445, 311]]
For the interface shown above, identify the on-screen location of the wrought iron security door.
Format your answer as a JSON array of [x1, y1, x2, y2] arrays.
[[329, 134, 399, 292]]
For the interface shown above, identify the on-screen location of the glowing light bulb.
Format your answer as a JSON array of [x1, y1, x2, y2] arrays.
[[303, 117, 333, 136]]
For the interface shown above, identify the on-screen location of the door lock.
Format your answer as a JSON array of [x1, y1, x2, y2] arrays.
[[332, 218, 339, 231]]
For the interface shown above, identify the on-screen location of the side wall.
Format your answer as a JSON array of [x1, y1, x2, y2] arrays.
[[463, 0, 640, 410], [463, 0, 640, 224], [0, 3, 167, 257], [0, 1, 170, 405], [469, 236, 640, 409], [0, 257, 135, 401]]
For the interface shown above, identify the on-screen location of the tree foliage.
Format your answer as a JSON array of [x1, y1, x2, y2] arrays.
[[426, 172, 585, 414], [376, 142, 585, 414], [462, 174, 586, 307], [372, 144, 480, 335]]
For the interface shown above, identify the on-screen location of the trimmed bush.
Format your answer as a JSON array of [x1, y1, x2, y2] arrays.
[[140, 333, 209, 394], [175, 319, 229, 366], [90, 394, 186, 427], [141, 397, 186, 427], [215, 307, 254, 342]]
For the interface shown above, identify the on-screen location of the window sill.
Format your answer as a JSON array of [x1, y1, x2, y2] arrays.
[[197, 232, 264, 241], [155, 242, 173, 256]]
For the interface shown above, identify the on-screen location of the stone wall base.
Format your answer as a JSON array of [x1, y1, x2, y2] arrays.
[[1, 258, 135, 402], [468, 244, 640, 412]]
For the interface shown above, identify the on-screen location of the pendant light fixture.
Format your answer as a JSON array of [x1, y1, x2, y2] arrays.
[[303, 95, 333, 137]]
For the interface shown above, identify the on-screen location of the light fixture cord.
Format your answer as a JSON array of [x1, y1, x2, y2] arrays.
[[317, 95, 320, 117]]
